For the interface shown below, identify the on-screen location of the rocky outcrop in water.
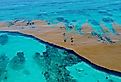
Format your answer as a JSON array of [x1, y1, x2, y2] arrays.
[[9, 52, 26, 70], [33, 45, 81, 82], [0, 34, 8, 45]]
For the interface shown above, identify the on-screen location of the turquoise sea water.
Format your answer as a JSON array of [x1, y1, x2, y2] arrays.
[[0, 0, 121, 29], [0, 32, 121, 82]]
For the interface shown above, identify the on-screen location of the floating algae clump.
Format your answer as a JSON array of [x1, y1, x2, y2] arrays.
[[33, 45, 81, 82], [9, 52, 26, 70], [0, 34, 8, 45]]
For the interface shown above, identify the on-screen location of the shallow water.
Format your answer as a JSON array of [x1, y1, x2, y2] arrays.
[[0, 0, 121, 28], [0, 32, 121, 82]]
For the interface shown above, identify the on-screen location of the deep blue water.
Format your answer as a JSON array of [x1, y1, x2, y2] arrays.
[[0, 31, 121, 82], [0, 0, 121, 28]]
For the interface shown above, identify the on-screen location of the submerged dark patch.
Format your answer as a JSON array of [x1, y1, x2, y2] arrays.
[[9, 52, 26, 70], [33, 45, 81, 82], [98, 10, 113, 16], [102, 17, 114, 23], [0, 53, 9, 81], [0, 34, 8, 45], [72, 20, 77, 22], [56, 17, 65, 22], [88, 19, 99, 26]]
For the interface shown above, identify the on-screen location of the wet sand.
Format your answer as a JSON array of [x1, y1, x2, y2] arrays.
[[0, 20, 121, 72]]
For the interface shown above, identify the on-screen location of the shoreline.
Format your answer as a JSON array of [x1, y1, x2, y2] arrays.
[[0, 20, 121, 72], [1, 31, 121, 77]]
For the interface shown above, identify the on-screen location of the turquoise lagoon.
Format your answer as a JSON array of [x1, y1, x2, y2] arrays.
[[0, 31, 121, 82]]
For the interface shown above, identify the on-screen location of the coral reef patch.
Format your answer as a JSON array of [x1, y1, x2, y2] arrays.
[[33, 45, 81, 82]]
